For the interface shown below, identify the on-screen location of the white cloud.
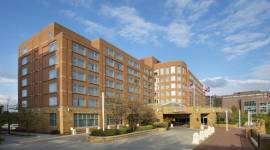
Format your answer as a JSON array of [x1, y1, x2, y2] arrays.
[[202, 76, 270, 95], [165, 0, 215, 22], [0, 75, 17, 84], [60, 10, 113, 36], [251, 61, 270, 80], [166, 22, 191, 47], [0, 94, 18, 109], [60, 0, 93, 8]]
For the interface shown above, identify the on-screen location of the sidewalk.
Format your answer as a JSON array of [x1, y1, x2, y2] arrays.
[[194, 128, 256, 150]]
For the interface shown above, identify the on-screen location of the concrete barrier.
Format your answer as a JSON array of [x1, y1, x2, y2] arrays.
[[199, 130, 205, 141]]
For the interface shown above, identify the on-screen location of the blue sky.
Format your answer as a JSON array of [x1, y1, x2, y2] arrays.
[[0, 0, 270, 105]]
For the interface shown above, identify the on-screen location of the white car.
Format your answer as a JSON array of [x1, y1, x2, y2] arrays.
[[1, 124, 19, 130]]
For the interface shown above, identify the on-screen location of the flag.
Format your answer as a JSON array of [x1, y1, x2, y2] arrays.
[[204, 86, 210, 92], [189, 81, 194, 88]]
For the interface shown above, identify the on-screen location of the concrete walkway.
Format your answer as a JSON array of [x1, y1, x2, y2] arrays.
[[194, 128, 256, 150]]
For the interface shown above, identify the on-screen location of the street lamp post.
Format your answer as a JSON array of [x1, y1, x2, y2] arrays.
[[102, 92, 105, 131], [225, 109, 228, 131]]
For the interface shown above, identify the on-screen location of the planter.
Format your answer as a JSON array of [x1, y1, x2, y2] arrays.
[[88, 128, 166, 143]]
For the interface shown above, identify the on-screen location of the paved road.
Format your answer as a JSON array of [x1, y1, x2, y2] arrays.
[[0, 128, 198, 150], [194, 128, 255, 150]]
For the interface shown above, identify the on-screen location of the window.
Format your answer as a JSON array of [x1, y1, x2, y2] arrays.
[[171, 76, 176, 81], [160, 68, 164, 75], [106, 68, 114, 77], [22, 57, 27, 65], [74, 113, 98, 127], [72, 58, 85, 68], [73, 96, 86, 107], [105, 91, 115, 97], [171, 66, 175, 74], [49, 41, 56, 52], [72, 83, 85, 94], [115, 52, 123, 60], [128, 86, 138, 93], [115, 83, 123, 90], [22, 78, 27, 87], [115, 62, 123, 70], [49, 82, 57, 93], [22, 100, 27, 108], [49, 96, 57, 106], [88, 75, 99, 84], [171, 91, 176, 96], [49, 55, 56, 66], [88, 50, 98, 60], [115, 72, 122, 80], [106, 80, 114, 88], [171, 83, 175, 89], [88, 87, 99, 96], [72, 42, 85, 55], [106, 58, 114, 67], [88, 63, 98, 72], [22, 89, 27, 97], [127, 67, 139, 77], [177, 66, 182, 74], [165, 67, 170, 74], [49, 69, 57, 79], [22, 67, 27, 76], [72, 71, 85, 81], [21, 48, 27, 55], [49, 113, 57, 127], [106, 48, 115, 57], [88, 100, 97, 107]]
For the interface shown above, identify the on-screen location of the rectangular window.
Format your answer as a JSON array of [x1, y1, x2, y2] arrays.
[[49, 82, 57, 93], [177, 66, 182, 74], [106, 58, 114, 67], [22, 67, 27, 76], [106, 68, 114, 77], [49, 113, 57, 127], [72, 58, 85, 68], [171, 91, 176, 96], [49, 55, 56, 66], [22, 89, 27, 97], [160, 68, 164, 75], [115, 72, 122, 80], [88, 50, 98, 60], [88, 75, 99, 84], [128, 86, 138, 93], [106, 80, 114, 88], [73, 96, 86, 107], [171, 76, 176, 81], [106, 48, 115, 57], [72, 83, 85, 94], [105, 91, 115, 97], [72, 71, 85, 81], [115, 62, 123, 70], [165, 67, 170, 74], [88, 87, 99, 96], [115, 82, 123, 90], [21, 48, 27, 55], [72, 42, 85, 55], [88, 63, 98, 72], [49, 96, 57, 106], [171, 66, 175, 74], [171, 83, 176, 89], [115, 52, 123, 60], [74, 113, 98, 127], [22, 100, 27, 108], [22, 78, 27, 87], [88, 100, 97, 107], [49, 69, 57, 79], [22, 57, 27, 65], [49, 41, 56, 52]]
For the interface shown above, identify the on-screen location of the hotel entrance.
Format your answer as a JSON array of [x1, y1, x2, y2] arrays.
[[201, 113, 209, 125], [163, 114, 190, 127]]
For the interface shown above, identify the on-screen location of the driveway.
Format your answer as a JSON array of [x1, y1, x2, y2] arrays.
[[0, 128, 198, 150]]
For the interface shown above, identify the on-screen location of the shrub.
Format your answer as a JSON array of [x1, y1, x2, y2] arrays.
[[136, 125, 153, 131], [91, 129, 120, 136], [50, 130, 60, 134], [152, 122, 168, 128]]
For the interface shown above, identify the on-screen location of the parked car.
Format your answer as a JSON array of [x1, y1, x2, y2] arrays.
[[1, 124, 19, 130]]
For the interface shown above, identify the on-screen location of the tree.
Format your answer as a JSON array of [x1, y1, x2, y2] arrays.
[[126, 100, 142, 131], [139, 105, 157, 125], [17, 108, 40, 133], [107, 97, 128, 128]]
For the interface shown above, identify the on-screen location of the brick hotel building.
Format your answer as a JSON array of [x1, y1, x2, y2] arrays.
[[18, 23, 206, 134]]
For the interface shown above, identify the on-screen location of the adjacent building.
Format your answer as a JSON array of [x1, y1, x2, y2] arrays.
[[222, 91, 270, 114], [18, 22, 206, 134]]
